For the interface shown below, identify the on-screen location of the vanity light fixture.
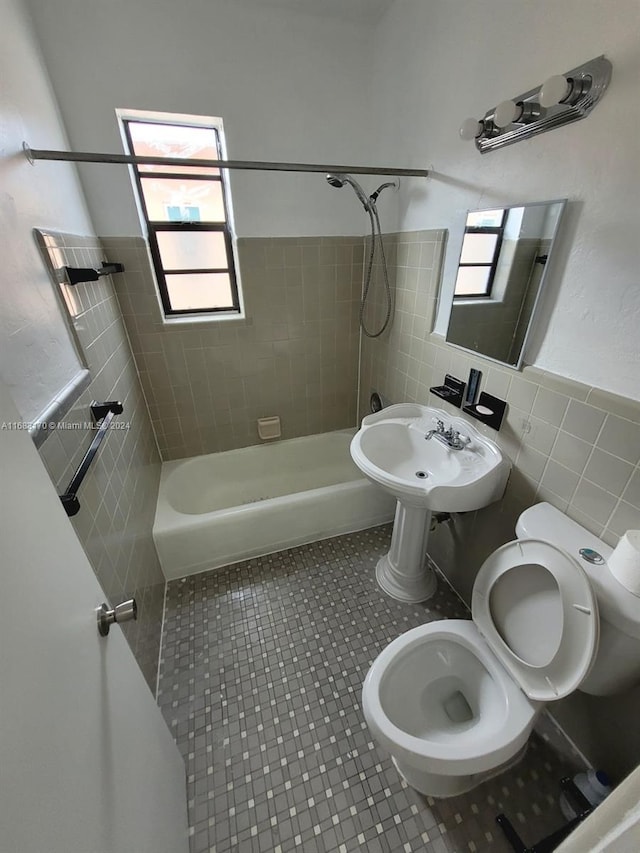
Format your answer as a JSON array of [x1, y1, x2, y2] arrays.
[[459, 55, 612, 153]]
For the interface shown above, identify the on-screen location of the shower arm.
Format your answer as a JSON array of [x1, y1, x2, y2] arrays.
[[369, 181, 398, 203], [22, 142, 429, 179]]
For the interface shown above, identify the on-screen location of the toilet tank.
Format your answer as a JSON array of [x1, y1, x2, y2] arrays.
[[517, 503, 640, 695]]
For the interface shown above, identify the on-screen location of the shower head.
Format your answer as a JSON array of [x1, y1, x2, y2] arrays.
[[325, 173, 371, 211], [326, 174, 347, 189]]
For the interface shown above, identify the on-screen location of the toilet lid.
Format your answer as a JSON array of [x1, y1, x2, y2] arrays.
[[471, 539, 599, 701]]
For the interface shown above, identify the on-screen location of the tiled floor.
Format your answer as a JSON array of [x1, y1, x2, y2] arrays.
[[158, 525, 585, 853]]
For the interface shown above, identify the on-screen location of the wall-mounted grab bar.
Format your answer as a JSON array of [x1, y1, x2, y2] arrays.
[[59, 401, 123, 517], [64, 262, 125, 285]]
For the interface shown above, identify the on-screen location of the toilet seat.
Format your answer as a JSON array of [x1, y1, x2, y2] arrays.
[[472, 539, 599, 701]]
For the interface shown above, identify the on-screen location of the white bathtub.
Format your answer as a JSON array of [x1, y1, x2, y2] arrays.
[[153, 429, 395, 579]]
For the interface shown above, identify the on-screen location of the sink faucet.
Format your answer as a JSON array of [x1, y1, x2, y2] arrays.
[[425, 419, 446, 442], [425, 419, 470, 450]]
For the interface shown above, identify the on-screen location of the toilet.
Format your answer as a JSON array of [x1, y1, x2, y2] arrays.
[[362, 503, 640, 798]]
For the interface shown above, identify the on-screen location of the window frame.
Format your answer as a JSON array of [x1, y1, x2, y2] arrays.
[[121, 116, 241, 318], [453, 209, 507, 300]]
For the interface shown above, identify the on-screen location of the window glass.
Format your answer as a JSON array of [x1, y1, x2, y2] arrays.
[[165, 273, 233, 310], [140, 178, 225, 222], [454, 267, 491, 296], [156, 231, 228, 270], [466, 209, 505, 227], [128, 121, 220, 175], [460, 233, 498, 264]]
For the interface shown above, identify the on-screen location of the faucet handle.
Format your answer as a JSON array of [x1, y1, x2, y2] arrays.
[[452, 431, 472, 449], [436, 419, 445, 432]]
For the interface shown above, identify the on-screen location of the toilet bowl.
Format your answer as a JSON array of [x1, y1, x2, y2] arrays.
[[363, 510, 610, 799], [363, 619, 540, 797]]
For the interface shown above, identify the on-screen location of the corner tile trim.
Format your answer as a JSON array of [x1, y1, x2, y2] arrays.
[[30, 368, 91, 448]]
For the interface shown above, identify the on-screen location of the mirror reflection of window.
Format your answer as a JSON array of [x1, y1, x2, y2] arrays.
[[454, 209, 506, 298], [445, 200, 567, 369], [466, 210, 505, 228]]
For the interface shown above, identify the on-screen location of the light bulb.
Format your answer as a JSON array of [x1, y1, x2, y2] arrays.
[[459, 117, 483, 141], [493, 99, 522, 129], [540, 74, 572, 107]]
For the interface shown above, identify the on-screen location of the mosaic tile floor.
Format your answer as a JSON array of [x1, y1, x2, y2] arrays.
[[158, 525, 585, 853]]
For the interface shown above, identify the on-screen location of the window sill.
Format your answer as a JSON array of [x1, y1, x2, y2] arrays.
[[161, 310, 246, 326], [453, 297, 503, 306]]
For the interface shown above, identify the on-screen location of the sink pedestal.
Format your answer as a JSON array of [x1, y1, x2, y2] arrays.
[[350, 403, 510, 601], [376, 503, 437, 602]]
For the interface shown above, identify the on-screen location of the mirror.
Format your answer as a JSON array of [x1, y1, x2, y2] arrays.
[[445, 199, 566, 368]]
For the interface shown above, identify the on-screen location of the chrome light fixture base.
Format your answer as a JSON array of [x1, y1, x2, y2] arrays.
[[474, 56, 612, 154]]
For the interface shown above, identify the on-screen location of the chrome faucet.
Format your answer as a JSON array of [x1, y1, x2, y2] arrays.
[[425, 419, 446, 442], [425, 419, 470, 450]]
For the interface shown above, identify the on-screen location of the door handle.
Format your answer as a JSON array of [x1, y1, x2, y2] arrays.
[[96, 598, 137, 636]]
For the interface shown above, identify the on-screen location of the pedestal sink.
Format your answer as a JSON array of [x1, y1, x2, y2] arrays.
[[350, 403, 510, 602]]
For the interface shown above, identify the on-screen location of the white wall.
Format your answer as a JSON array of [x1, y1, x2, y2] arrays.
[[26, 0, 379, 238], [371, 0, 640, 399], [0, 0, 96, 421]]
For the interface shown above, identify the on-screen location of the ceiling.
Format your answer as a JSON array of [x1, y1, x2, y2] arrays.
[[251, 0, 395, 24]]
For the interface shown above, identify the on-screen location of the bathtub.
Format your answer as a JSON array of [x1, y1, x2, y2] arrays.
[[153, 429, 396, 579]]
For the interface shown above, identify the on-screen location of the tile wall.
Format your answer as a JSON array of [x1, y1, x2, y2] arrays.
[[360, 227, 640, 779], [358, 229, 446, 420], [35, 231, 165, 691], [105, 235, 362, 461]]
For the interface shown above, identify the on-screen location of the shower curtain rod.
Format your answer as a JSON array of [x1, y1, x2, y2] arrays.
[[22, 143, 429, 178]]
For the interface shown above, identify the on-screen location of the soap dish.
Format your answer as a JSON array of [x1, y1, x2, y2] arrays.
[[430, 374, 466, 408], [257, 416, 281, 440], [462, 391, 507, 431]]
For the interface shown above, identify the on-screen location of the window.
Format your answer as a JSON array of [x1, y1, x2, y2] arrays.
[[121, 114, 240, 317], [454, 208, 506, 299]]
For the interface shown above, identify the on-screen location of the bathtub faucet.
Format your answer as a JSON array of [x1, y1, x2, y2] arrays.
[[425, 420, 470, 450]]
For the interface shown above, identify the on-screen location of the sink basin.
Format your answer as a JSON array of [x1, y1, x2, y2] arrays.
[[350, 403, 511, 603], [350, 403, 510, 511]]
